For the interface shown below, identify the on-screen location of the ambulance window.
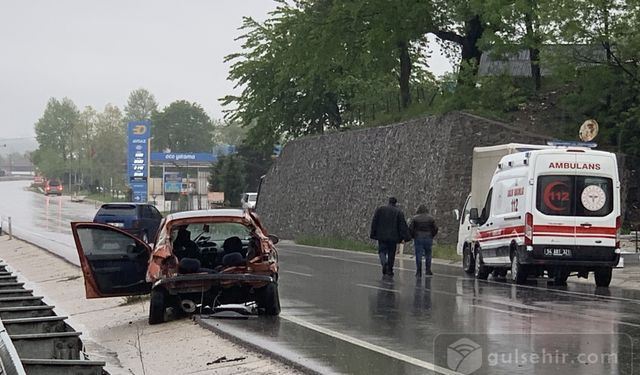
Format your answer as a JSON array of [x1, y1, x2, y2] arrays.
[[537, 175, 574, 216], [461, 196, 471, 225], [480, 189, 492, 224], [576, 177, 613, 217]]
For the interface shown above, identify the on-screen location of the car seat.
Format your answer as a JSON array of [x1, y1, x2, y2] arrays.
[[173, 227, 199, 259], [220, 236, 246, 267], [222, 236, 245, 257]]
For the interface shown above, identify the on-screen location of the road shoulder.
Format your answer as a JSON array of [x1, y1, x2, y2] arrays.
[[0, 236, 302, 375]]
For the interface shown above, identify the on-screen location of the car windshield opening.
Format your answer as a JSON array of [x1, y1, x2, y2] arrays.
[[172, 222, 251, 242]]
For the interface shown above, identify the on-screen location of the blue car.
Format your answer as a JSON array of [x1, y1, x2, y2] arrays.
[[93, 203, 163, 243]]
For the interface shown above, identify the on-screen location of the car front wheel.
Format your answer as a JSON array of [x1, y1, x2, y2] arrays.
[[511, 252, 528, 285], [463, 246, 475, 274], [474, 250, 490, 280], [257, 282, 281, 316]]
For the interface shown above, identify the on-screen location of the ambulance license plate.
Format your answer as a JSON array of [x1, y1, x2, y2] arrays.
[[544, 248, 572, 257]]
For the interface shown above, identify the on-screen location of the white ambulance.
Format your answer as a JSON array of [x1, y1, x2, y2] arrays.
[[457, 143, 621, 287]]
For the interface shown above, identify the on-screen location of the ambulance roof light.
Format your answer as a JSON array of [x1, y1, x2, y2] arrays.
[[547, 140, 597, 148]]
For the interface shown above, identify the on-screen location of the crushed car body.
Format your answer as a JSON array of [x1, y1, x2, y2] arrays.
[[71, 208, 281, 324]]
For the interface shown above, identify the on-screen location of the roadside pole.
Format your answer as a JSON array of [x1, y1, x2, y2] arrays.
[[8, 217, 11, 240]]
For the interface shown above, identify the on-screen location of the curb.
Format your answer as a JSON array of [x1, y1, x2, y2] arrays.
[[196, 316, 325, 375]]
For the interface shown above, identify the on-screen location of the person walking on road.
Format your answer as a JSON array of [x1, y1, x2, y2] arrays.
[[409, 204, 438, 277], [370, 197, 410, 277]]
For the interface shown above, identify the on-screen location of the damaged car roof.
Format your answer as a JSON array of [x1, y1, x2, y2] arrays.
[[166, 209, 247, 221]]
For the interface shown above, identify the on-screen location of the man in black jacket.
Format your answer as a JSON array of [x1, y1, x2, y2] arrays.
[[370, 197, 410, 276], [409, 204, 438, 277]]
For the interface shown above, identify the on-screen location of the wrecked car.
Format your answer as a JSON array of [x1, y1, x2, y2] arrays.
[[71, 209, 280, 324]]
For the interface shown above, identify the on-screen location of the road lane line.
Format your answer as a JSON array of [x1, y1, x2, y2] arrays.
[[471, 304, 532, 318], [282, 270, 313, 278], [280, 247, 640, 305], [356, 284, 399, 293], [280, 314, 462, 375]]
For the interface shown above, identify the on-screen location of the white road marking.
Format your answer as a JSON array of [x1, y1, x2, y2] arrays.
[[356, 284, 398, 293], [280, 314, 462, 375], [472, 304, 532, 318], [282, 270, 313, 278]]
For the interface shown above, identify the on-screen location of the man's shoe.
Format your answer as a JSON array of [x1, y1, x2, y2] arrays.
[[425, 270, 433, 276], [388, 269, 394, 276], [382, 265, 388, 276], [416, 270, 422, 278]]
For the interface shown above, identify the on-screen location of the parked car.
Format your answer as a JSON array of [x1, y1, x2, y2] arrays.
[[93, 203, 162, 243], [44, 179, 63, 196], [241, 192, 258, 211], [71, 209, 280, 324]]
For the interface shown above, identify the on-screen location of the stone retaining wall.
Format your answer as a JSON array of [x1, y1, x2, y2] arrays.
[[256, 112, 553, 244]]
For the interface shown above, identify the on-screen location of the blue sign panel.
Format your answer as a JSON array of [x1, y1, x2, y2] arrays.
[[163, 172, 182, 193], [127, 121, 150, 202], [130, 181, 148, 203], [151, 152, 217, 163]]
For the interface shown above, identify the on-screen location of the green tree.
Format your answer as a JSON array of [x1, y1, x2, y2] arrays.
[[223, 1, 435, 144], [125, 88, 158, 122], [34, 97, 80, 164], [549, 0, 640, 154], [212, 119, 247, 146], [209, 154, 246, 206], [92, 104, 127, 192], [151, 100, 213, 152]]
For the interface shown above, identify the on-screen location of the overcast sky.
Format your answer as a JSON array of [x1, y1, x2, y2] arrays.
[[0, 1, 452, 144]]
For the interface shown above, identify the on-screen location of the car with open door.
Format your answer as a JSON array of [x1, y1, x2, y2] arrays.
[[71, 209, 280, 324]]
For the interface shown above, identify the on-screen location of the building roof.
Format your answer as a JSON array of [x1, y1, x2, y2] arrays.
[[478, 45, 608, 77]]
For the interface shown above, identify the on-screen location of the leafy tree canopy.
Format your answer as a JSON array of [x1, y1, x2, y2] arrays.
[[151, 100, 214, 152]]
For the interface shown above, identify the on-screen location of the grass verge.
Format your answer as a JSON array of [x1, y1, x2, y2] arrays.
[[295, 237, 461, 261], [296, 237, 377, 253]]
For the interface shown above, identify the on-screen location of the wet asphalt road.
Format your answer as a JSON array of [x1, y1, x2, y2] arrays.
[[1, 180, 638, 374], [202, 243, 639, 374], [0, 180, 96, 264]]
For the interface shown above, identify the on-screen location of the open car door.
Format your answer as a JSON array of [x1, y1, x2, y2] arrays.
[[71, 222, 152, 298]]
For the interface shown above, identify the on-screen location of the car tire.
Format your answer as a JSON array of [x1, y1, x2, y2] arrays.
[[463, 246, 475, 274], [474, 250, 490, 280], [257, 282, 281, 316], [511, 252, 528, 285], [149, 288, 167, 325], [594, 267, 612, 287]]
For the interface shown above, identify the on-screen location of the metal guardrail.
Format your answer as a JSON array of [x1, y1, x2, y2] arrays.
[[0, 261, 107, 374]]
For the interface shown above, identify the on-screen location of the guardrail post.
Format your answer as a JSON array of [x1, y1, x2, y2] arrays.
[[8, 217, 11, 240]]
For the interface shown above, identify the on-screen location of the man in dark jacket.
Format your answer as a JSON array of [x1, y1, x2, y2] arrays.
[[370, 197, 410, 276], [409, 204, 438, 277]]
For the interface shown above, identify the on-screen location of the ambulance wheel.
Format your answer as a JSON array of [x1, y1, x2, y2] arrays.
[[510, 252, 528, 285], [594, 267, 612, 287], [463, 246, 475, 274], [553, 269, 569, 286], [474, 250, 490, 280]]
